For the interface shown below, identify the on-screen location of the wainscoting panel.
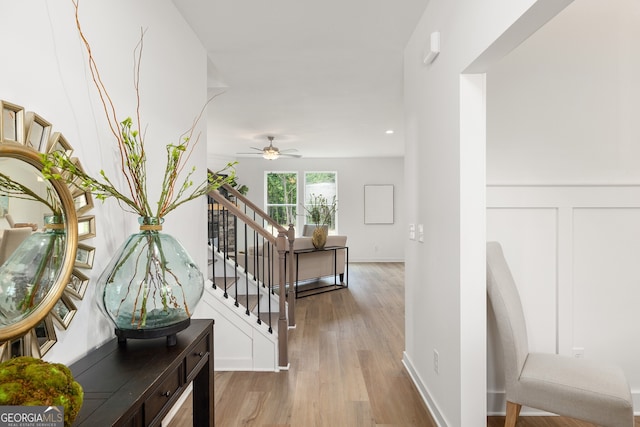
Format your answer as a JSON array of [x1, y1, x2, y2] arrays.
[[486, 185, 640, 414], [572, 207, 640, 387], [486, 208, 559, 353]]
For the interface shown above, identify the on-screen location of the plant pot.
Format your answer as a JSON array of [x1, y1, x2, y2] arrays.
[[311, 226, 328, 250], [96, 217, 204, 345]]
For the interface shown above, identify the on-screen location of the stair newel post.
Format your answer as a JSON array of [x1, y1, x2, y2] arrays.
[[276, 230, 289, 369], [287, 224, 296, 327]]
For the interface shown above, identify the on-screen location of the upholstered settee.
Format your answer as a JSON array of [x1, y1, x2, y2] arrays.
[[238, 235, 347, 286]]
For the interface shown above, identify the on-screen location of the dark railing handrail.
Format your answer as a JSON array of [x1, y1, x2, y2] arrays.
[[207, 184, 294, 369]]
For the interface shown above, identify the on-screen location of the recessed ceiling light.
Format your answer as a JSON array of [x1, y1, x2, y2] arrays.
[[385, 129, 394, 134]]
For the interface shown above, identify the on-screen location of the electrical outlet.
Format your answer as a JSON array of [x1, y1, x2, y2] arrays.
[[572, 347, 584, 358], [433, 349, 439, 374]]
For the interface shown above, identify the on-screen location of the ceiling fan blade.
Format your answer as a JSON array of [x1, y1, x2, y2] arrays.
[[237, 136, 301, 158], [236, 152, 301, 158]]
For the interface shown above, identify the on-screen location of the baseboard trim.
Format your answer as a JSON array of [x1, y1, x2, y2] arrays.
[[402, 351, 448, 427]]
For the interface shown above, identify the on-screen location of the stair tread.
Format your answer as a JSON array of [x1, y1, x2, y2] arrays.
[[243, 294, 260, 312], [257, 312, 279, 331], [211, 277, 237, 287]]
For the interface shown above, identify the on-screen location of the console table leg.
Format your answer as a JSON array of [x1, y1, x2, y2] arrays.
[[193, 359, 213, 427]]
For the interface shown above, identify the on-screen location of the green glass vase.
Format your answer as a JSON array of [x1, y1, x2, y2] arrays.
[[96, 217, 204, 344], [0, 214, 66, 326]]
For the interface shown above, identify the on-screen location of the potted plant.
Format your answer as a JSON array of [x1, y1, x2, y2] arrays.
[[303, 193, 337, 249], [230, 177, 249, 196], [219, 175, 248, 200]]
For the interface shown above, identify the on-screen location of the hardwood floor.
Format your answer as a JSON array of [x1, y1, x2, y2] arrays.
[[170, 262, 436, 426], [216, 262, 436, 426], [169, 263, 639, 426]]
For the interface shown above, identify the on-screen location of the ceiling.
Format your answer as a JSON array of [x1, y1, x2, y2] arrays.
[[171, 0, 430, 159]]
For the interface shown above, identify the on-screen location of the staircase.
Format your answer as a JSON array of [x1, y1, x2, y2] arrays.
[[193, 180, 296, 371]]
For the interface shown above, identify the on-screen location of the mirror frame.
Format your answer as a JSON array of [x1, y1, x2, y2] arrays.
[[0, 99, 94, 359], [0, 143, 78, 341]]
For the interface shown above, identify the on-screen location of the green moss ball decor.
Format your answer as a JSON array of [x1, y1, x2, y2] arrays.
[[0, 356, 84, 426]]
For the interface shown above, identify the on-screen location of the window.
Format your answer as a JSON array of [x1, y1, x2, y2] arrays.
[[265, 172, 297, 228], [265, 171, 338, 234], [304, 171, 337, 233]]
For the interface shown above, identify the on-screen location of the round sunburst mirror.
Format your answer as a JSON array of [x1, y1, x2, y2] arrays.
[[0, 99, 95, 360]]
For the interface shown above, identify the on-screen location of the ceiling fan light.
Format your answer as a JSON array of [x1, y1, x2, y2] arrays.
[[263, 149, 279, 160]]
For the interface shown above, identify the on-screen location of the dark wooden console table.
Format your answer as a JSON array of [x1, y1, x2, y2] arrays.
[[294, 245, 349, 298], [69, 318, 214, 427]]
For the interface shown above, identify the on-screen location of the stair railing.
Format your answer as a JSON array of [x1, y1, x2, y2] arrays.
[[212, 180, 297, 325], [207, 180, 295, 369]]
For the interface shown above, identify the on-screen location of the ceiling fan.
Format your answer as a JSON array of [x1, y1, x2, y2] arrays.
[[237, 136, 302, 160]]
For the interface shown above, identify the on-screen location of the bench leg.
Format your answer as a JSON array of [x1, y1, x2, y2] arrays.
[[504, 401, 521, 427]]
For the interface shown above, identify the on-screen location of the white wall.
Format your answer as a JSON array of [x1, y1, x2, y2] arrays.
[[0, 1, 209, 364], [228, 156, 405, 262], [403, 0, 572, 425], [488, 0, 640, 185], [0, 159, 49, 229], [486, 0, 640, 413]]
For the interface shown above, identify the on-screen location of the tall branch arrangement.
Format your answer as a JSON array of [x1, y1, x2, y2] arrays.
[[42, 0, 234, 218], [0, 172, 61, 216]]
